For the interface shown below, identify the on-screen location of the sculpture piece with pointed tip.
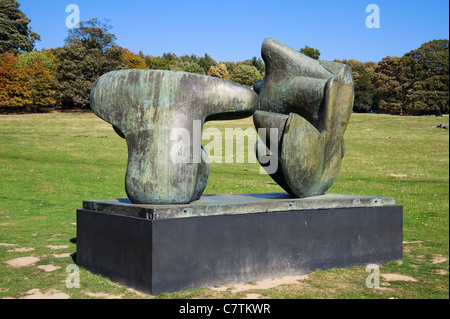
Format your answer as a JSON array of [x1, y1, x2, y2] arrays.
[[253, 38, 354, 198]]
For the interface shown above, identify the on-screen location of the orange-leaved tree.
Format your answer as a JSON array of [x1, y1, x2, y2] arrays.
[[0, 52, 31, 108], [123, 49, 147, 69], [24, 55, 57, 110]]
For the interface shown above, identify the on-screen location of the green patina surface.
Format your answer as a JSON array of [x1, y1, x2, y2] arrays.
[[90, 69, 257, 204], [253, 38, 354, 198], [89, 38, 354, 205]]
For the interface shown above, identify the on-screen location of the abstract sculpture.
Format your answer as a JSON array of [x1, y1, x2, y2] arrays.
[[90, 70, 257, 204], [89, 38, 353, 204], [253, 38, 354, 198]]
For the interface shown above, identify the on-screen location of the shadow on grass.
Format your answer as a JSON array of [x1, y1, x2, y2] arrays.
[[70, 238, 77, 263]]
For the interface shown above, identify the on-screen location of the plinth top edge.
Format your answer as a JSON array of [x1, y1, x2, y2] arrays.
[[81, 193, 397, 220]]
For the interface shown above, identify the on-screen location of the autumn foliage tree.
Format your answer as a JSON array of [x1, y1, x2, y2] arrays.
[[208, 63, 230, 80], [21, 53, 57, 110], [123, 49, 147, 69], [0, 51, 58, 111], [0, 52, 30, 108], [1, 10, 447, 116]]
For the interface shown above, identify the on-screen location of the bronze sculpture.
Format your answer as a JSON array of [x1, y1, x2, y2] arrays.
[[90, 69, 257, 204], [89, 38, 353, 204], [253, 38, 354, 198]]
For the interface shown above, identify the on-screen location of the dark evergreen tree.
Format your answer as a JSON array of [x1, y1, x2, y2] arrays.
[[197, 53, 217, 74], [0, 0, 40, 54], [353, 64, 375, 113]]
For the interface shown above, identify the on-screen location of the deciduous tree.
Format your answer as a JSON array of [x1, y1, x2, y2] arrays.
[[0, 52, 31, 108], [146, 56, 170, 70], [373, 39, 449, 115], [208, 63, 230, 80], [179, 61, 205, 74], [23, 55, 56, 110], [17, 51, 57, 110], [65, 18, 116, 52], [123, 49, 147, 69], [352, 64, 375, 113], [198, 53, 217, 74], [404, 39, 449, 115], [231, 64, 262, 87], [300, 45, 320, 60], [372, 56, 411, 115], [55, 20, 126, 108]]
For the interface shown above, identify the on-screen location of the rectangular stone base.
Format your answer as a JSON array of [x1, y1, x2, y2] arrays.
[[76, 193, 403, 295]]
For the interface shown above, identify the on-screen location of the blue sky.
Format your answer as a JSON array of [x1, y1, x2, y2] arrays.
[[20, 0, 449, 63]]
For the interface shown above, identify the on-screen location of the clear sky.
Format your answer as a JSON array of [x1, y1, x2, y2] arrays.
[[19, 0, 449, 63]]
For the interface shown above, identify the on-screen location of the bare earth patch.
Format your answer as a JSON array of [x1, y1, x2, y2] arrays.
[[403, 240, 424, 244], [382, 274, 417, 282], [37, 265, 61, 272], [53, 253, 72, 258], [45, 245, 69, 250], [20, 288, 70, 299], [126, 287, 148, 297], [7, 247, 34, 253], [0, 243, 17, 247], [432, 255, 448, 264], [211, 275, 309, 292], [4, 256, 40, 267], [84, 292, 123, 299]]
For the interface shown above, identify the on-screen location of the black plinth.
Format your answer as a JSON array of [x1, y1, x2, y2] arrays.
[[76, 193, 403, 295]]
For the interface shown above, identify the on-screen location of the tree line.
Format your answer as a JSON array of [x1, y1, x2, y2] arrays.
[[301, 42, 449, 116], [0, 0, 448, 115], [0, 16, 265, 111], [335, 39, 449, 116]]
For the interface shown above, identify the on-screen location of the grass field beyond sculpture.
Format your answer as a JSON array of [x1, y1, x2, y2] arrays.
[[0, 111, 448, 299]]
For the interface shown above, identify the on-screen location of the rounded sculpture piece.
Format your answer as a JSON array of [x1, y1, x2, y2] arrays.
[[90, 69, 257, 204], [253, 38, 354, 198]]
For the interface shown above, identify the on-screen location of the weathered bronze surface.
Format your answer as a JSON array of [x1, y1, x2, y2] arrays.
[[253, 38, 354, 198], [90, 69, 257, 204], [90, 38, 353, 204]]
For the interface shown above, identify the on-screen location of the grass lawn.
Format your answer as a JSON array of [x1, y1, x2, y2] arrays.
[[0, 111, 448, 299]]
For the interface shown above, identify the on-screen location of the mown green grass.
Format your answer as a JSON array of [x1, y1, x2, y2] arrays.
[[0, 111, 448, 299]]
